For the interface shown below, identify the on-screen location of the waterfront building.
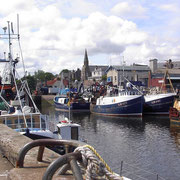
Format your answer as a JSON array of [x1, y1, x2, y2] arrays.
[[71, 68, 81, 81], [46, 78, 61, 88], [88, 65, 108, 82], [149, 59, 180, 90], [106, 64, 150, 87]]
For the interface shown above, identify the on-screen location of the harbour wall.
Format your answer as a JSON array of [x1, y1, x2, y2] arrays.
[[0, 124, 60, 180], [33, 95, 54, 107]]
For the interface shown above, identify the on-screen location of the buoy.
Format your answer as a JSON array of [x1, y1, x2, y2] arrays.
[[61, 120, 68, 123]]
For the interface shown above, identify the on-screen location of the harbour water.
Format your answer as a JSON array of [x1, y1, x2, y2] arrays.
[[41, 102, 180, 180]]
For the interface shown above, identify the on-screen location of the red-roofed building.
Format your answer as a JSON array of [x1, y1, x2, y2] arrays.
[[46, 78, 58, 87]]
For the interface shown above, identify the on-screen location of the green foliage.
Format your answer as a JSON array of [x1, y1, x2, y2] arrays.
[[19, 74, 37, 92], [18, 70, 55, 92], [60, 69, 69, 74], [34, 70, 54, 82], [44, 72, 55, 81], [102, 74, 107, 81], [26, 74, 37, 92], [34, 70, 45, 82]]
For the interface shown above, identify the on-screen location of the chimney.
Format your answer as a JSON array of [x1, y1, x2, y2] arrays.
[[149, 59, 158, 73]]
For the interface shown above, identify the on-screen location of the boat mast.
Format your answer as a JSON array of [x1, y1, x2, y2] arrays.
[[122, 56, 143, 94], [7, 21, 14, 86], [1, 17, 28, 128], [122, 56, 124, 78], [68, 71, 70, 120], [7, 22, 12, 62]]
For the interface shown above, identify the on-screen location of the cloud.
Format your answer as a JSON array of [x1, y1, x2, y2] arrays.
[[159, 3, 179, 13], [55, 0, 99, 17], [111, 1, 147, 19], [12, 10, 148, 74], [0, 0, 34, 16], [0, 0, 179, 76]]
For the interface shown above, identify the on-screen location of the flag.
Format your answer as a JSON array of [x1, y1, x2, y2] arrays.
[[67, 100, 70, 106]]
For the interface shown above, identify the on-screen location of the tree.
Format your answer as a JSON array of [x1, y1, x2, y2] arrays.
[[20, 74, 37, 92], [60, 69, 69, 74], [102, 74, 107, 81], [34, 70, 46, 82], [34, 70, 55, 82], [44, 72, 55, 81], [26, 74, 37, 92]]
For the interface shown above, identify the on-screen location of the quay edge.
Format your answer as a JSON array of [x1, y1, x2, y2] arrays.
[[0, 124, 74, 180]]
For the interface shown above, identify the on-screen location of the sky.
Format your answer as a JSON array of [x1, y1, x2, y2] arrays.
[[0, 0, 180, 75]]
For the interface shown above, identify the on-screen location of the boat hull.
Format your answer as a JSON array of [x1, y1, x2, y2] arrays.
[[90, 95, 143, 117], [54, 101, 90, 112], [143, 93, 176, 115]]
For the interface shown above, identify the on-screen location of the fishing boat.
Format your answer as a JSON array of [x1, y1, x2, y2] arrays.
[[0, 17, 49, 135], [143, 70, 176, 115], [169, 95, 180, 128], [90, 86, 144, 117], [54, 91, 90, 112], [22, 117, 81, 142], [143, 92, 176, 115], [0, 17, 83, 146]]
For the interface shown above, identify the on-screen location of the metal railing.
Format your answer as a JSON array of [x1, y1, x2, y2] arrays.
[[2, 114, 58, 133]]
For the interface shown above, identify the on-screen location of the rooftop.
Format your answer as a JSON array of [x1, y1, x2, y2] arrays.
[[106, 65, 150, 72]]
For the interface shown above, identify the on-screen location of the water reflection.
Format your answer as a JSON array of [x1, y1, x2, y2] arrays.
[[144, 115, 170, 128], [91, 114, 145, 131], [42, 102, 180, 180]]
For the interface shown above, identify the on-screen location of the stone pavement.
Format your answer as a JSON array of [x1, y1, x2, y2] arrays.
[[0, 124, 74, 180], [0, 150, 13, 180]]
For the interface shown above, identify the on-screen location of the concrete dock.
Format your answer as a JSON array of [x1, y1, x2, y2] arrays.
[[0, 150, 13, 180], [41, 95, 55, 105], [0, 124, 74, 180], [32, 95, 55, 107]]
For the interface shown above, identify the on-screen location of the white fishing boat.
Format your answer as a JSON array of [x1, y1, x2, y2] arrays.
[[0, 17, 82, 143], [0, 17, 42, 130]]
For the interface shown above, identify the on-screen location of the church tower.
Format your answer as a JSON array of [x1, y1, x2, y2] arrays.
[[81, 49, 90, 81]]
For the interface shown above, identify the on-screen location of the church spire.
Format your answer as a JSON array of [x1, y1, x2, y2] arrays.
[[84, 49, 89, 66], [81, 49, 90, 81]]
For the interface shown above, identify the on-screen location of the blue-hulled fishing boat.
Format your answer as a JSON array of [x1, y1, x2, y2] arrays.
[[143, 69, 176, 115], [90, 92, 144, 117], [54, 93, 90, 112], [143, 92, 176, 115]]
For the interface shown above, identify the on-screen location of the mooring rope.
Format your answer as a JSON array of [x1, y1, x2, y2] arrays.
[[75, 145, 124, 180]]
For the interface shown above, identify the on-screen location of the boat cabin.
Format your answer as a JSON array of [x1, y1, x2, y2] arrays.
[[55, 97, 69, 104], [57, 122, 80, 140]]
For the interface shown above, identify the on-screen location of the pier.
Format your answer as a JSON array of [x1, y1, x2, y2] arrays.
[[0, 124, 74, 180], [33, 95, 55, 106], [0, 123, 130, 180]]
